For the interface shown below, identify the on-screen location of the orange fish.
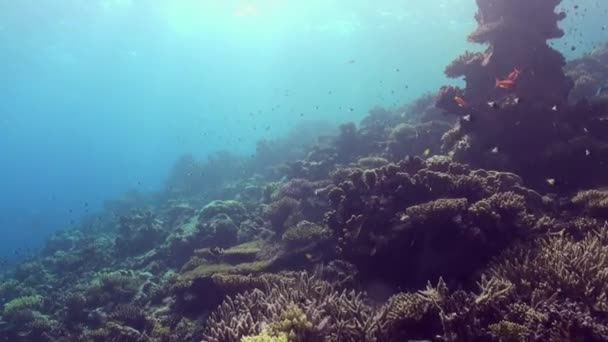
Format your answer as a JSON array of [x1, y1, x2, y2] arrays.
[[453, 96, 467, 107], [496, 68, 520, 89], [495, 79, 516, 89]]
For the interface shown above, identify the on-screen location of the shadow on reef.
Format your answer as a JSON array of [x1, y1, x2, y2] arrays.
[[3, 1, 608, 341]]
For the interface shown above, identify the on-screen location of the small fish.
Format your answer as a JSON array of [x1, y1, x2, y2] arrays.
[[584, 127, 589, 133], [462, 114, 472, 122], [487, 101, 500, 110], [347, 59, 356, 64], [586, 149, 591, 156], [551, 105, 558, 111], [514, 97, 521, 104], [454, 96, 468, 107], [596, 84, 608, 96], [491, 146, 499, 153], [305, 253, 322, 262], [546, 178, 556, 186], [423, 148, 431, 157]]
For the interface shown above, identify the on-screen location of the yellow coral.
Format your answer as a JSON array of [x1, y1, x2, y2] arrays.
[[268, 303, 313, 336], [241, 329, 288, 342]]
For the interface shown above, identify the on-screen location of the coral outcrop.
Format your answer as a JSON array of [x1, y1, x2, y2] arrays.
[[437, 0, 608, 192]]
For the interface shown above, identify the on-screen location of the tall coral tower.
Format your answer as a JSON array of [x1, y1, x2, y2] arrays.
[[441, 0, 573, 109]]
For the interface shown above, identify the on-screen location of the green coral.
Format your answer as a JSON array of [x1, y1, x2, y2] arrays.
[[3, 294, 43, 317]]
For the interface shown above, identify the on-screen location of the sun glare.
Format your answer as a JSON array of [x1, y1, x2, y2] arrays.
[[162, 0, 290, 37], [234, 2, 260, 18]]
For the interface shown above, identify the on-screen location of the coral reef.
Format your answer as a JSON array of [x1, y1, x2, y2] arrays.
[[1, 2, 608, 341], [325, 157, 545, 289]]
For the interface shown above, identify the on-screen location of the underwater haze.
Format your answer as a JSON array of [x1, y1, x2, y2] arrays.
[[0, 0, 472, 261], [0, 0, 604, 260]]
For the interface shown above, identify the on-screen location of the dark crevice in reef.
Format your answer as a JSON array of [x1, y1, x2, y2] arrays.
[[3, 1, 608, 341]]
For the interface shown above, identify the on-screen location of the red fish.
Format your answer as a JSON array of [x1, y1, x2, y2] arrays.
[[496, 68, 520, 89], [495, 79, 516, 89], [453, 96, 467, 107]]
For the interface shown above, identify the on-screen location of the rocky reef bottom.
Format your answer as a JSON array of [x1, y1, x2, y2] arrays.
[[1, 87, 608, 342]]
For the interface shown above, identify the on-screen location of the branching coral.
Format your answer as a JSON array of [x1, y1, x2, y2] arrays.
[[202, 272, 377, 342], [571, 189, 608, 218], [488, 229, 608, 313]]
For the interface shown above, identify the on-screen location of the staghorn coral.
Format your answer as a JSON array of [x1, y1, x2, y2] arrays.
[[202, 272, 377, 342], [488, 229, 608, 313], [571, 189, 608, 218], [241, 330, 288, 342], [374, 292, 437, 341]]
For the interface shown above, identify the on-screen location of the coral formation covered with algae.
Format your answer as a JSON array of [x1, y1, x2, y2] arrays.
[[1, 1, 608, 341]]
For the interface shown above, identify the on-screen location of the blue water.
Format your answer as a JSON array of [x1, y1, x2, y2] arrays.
[[0, 0, 606, 263]]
